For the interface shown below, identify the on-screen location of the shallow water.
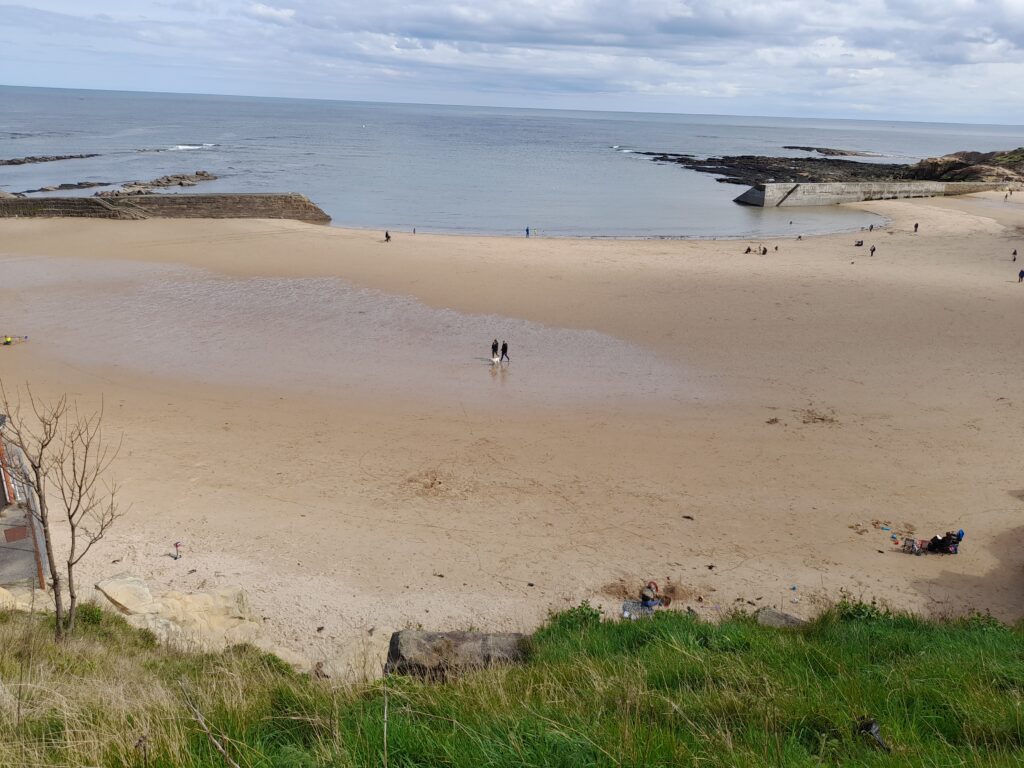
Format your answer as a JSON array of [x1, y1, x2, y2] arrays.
[[1, 256, 696, 407]]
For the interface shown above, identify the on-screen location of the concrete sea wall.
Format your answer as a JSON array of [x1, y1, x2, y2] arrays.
[[0, 193, 331, 223], [734, 181, 1023, 207]]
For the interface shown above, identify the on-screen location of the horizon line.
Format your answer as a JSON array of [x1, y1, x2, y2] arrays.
[[3, 82, 1024, 130]]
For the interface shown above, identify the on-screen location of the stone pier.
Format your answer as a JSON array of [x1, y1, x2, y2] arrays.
[[734, 181, 1023, 207], [0, 193, 331, 223]]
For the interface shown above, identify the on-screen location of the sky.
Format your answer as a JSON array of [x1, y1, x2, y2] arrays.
[[1, 1, 1023, 122]]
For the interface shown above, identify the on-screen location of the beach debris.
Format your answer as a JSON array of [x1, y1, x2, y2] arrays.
[[527, 582, 535, 587], [172, 541, 183, 560], [855, 718, 892, 753], [706, 564, 715, 570], [766, 417, 780, 424], [902, 529, 964, 555], [799, 405, 837, 424], [316, 626, 324, 633]]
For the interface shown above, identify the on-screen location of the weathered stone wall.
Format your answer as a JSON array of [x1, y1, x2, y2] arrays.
[[0, 193, 331, 224], [734, 181, 1023, 207]]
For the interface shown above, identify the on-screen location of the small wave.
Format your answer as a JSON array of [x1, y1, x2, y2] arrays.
[[168, 143, 218, 151]]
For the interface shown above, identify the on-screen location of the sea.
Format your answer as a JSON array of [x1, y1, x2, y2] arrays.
[[2, 85, 1023, 238]]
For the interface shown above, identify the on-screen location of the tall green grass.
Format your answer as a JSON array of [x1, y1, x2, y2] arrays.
[[0, 602, 1021, 766]]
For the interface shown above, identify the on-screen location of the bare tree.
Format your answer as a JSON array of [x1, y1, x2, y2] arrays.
[[53, 401, 123, 635], [0, 382, 123, 640]]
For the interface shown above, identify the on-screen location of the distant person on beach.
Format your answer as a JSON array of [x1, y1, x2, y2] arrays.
[[2, 336, 12, 346], [1013, 249, 1017, 261], [914, 222, 919, 233], [384, 231, 391, 242], [525, 227, 530, 238], [491, 338, 499, 359], [744, 246, 752, 254], [500, 341, 509, 362], [869, 224, 873, 232], [870, 245, 876, 256], [1019, 269, 1024, 283]]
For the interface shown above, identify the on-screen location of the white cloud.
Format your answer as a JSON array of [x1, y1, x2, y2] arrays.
[[1, 1, 1023, 121], [243, 3, 295, 24]]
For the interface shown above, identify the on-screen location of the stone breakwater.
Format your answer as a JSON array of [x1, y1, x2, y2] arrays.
[[734, 180, 1024, 207], [0, 193, 331, 224]]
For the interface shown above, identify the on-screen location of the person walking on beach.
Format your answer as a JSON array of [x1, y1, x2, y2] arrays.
[[1019, 269, 1024, 283], [914, 222, 919, 233], [500, 340, 509, 362], [525, 227, 530, 238], [870, 245, 876, 257], [491, 338, 499, 359], [1013, 249, 1017, 262], [384, 231, 391, 243]]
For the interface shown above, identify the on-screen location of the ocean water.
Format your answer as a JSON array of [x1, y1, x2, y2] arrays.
[[2, 85, 1023, 237]]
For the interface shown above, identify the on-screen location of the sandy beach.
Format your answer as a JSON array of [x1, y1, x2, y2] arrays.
[[1, 192, 1022, 674]]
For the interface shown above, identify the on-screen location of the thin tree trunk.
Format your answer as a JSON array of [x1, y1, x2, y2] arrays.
[[66, 526, 78, 635], [32, 470, 64, 642]]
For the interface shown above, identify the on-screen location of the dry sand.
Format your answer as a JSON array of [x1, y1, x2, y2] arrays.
[[1, 191, 1023, 674]]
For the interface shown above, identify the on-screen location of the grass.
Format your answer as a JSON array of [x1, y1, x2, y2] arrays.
[[0, 602, 1021, 766]]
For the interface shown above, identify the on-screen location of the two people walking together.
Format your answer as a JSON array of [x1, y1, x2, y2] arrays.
[[491, 338, 510, 363]]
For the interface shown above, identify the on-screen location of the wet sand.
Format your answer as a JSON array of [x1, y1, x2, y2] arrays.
[[1, 191, 1022, 674]]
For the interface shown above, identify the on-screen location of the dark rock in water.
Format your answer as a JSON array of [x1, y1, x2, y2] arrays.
[[640, 146, 1024, 186], [756, 608, 808, 628], [20, 181, 114, 194], [782, 146, 878, 157], [96, 171, 218, 197], [385, 630, 529, 679], [0, 154, 100, 166], [638, 152, 905, 186]]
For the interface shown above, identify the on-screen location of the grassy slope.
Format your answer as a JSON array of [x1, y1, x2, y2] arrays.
[[0, 603, 1021, 767]]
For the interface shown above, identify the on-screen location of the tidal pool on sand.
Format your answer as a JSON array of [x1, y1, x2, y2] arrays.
[[2, 256, 696, 407]]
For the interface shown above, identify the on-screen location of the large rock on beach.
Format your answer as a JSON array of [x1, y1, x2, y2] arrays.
[[385, 630, 529, 678], [95, 573, 269, 653], [756, 607, 808, 629]]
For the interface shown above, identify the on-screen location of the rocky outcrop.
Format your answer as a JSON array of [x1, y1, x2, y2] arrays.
[[902, 149, 1024, 182], [643, 146, 1024, 186], [0, 585, 55, 612], [385, 630, 529, 679], [0, 154, 99, 166], [92, 573, 309, 668], [97, 170, 217, 197], [640, 152, 906, 186], [19, 181, 113, 194], [783, 146, 878, 157]]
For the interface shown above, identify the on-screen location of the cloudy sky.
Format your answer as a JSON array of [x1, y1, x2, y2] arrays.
[[1, 1, 1023, 122]]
